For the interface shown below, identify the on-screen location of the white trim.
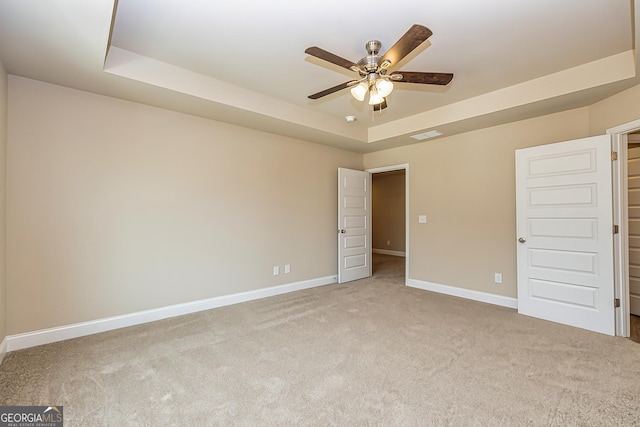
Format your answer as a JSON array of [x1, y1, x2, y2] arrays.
[[607, 118, 640, 135], [0, 337, 7, 365], [612, 132, 629, 337], [372, 249, 406, 257], [366, 164, 409, 174], [6, 275, 337, 352], [366, 164, 410, 285], [407, 278, 518, 309]]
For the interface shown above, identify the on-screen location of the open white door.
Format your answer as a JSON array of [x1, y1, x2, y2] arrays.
[[338, 168, 372, 283], [515, 135, 615, 335]]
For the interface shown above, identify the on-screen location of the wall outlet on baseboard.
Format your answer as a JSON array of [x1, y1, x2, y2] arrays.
[[494, 273, 502, 284], [273, 266, 279, 276]]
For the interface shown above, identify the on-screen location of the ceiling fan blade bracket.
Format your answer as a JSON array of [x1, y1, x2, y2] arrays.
[[350, 65, 367, 75], [346, 79, 364, 87]]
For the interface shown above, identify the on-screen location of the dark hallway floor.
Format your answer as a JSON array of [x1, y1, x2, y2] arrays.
[[631, 314, 640, 344]]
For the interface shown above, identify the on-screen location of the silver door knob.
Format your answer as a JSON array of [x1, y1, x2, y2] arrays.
[[518, 237, 526, 243]]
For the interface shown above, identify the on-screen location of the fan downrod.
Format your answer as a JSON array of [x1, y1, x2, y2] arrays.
[[357, 40, 383, 74]]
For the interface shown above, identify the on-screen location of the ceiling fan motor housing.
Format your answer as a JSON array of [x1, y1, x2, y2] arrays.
[[358, 40, 383, 74]]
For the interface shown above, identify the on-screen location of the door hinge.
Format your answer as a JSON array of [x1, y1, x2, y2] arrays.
[[612, 151, 618, 161], [614, 224, 619, 234], [615, 298, 621, 308]]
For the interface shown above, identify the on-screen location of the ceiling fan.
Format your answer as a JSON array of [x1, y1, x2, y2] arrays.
[[305, 24, 453, 111]]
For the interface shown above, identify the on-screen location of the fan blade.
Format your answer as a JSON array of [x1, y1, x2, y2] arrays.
[[372, 98, 388, 111], [380, 24, 433, 68], [305, 46, 358, 71], [390, 71, 453, 85], [308, 81, 356, 99]]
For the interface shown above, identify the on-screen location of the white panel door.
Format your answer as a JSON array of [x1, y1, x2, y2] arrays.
[[338, 168, 371, 283], [515, 135, 615, 335], [627, 147, 640, 315]]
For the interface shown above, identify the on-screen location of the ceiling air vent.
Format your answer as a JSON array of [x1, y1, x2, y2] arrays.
[[410, 130, 443, 141]]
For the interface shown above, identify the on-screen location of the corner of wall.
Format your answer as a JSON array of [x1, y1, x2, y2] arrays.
[[588, 83, 640, 135], [0, 59, 7, 364], [0, 337, 6, 365]]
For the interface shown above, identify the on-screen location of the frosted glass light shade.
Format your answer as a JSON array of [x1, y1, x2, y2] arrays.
[[376, 79, 393, 97], [350, 83, 367, 101], [368, 87, 383, 105]]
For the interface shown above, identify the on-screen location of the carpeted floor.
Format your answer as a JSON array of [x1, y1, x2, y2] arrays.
[[1, 254, 639, 425]]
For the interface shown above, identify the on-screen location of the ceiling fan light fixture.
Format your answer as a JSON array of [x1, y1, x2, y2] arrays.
[[368, 90, 383, 106], [376, 79, 393, 97], [350, 82, 368, 101], [305, 24, 453, 112]]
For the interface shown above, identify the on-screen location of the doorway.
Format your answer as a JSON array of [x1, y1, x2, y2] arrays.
[[609, 118, 640, 338], [367, 164, 409, 284], [623, 132, 640, 342]]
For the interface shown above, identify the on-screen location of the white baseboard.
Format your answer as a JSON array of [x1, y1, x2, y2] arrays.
[[7, 275, 337, 352], [372, 249, 406, 257], [0, 336, 7, 365], [407, 278, 518, 309]]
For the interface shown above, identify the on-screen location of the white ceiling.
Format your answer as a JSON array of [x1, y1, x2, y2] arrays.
[[0, 0, 638, 153]]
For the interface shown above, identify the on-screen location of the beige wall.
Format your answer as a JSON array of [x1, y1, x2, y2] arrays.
[[0, 61, 6, 347], [372, 171, 405, 252], [589, 83, 640, 135], [364, 108, 591, 298], [6, 76, 362, 335]]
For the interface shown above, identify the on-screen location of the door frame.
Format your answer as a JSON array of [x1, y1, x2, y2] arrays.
[[609, 118, 640, 337], [366, 163, 410, 285]]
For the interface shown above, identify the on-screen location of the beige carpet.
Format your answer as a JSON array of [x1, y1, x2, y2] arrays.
[[1, 254, 640, 425]]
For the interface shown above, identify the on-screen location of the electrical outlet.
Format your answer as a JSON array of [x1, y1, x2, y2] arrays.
[[284, 264, 291, 274], [273, 266, 279, 276], [387, 240, 391, 246], [494, 273, 502, 284]]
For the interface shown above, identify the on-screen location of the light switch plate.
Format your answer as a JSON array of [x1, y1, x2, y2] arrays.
[[273, 266, 279, 276], [418, 215, 427, 223]]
